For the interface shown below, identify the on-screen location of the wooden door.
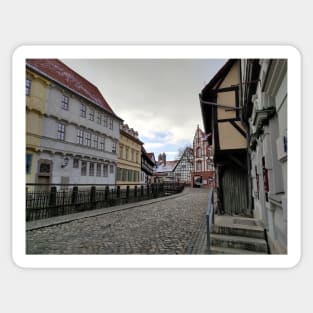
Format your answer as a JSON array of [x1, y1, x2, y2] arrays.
[[221, 166, 248, 215]]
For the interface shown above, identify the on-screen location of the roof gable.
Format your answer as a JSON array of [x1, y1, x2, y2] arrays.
[[26, 59, 118, 117], [201, 59, 237, 96]]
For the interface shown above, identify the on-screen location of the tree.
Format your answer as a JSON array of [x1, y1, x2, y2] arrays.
[[177, 144, 193, 165]]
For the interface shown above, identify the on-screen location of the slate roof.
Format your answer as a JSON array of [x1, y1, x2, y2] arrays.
[[26, 59, 121, 119], [155, 160, 179, 173]]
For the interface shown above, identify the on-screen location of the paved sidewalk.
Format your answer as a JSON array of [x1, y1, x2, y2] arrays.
[[26, 187, 210, 255]]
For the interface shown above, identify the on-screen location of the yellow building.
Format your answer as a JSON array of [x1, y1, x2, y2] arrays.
[[26, 66, 49, 186], [117, 124, 143, 185]]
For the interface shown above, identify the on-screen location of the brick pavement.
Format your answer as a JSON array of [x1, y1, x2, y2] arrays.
[[26, 187, 209, 255]]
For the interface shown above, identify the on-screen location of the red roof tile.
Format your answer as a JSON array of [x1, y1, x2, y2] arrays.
[[26, 59, 119, 118]]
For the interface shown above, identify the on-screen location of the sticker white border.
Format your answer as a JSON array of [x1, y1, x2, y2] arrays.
[[12, 45, 301, 268]]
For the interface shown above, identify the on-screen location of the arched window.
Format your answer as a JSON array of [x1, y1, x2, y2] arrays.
[[196, 147, 202, 157]]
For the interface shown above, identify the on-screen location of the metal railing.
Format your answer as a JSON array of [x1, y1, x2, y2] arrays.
[[206, 188, 215, 253], [26, 183, 184, 221]]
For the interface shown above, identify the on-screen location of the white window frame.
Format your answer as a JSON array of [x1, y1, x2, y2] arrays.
[[57, 123, 65, 141], [61, 95, 69, 110]]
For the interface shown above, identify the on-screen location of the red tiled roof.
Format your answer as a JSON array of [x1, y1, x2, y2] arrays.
[[26, 59, 119, 117]]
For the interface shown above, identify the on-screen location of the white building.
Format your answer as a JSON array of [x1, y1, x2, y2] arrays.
[[26, 59, 123, 189], [242, 59, 287, 253]]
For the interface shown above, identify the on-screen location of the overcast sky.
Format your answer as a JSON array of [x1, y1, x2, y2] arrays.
[[62, 59, 226, 160]]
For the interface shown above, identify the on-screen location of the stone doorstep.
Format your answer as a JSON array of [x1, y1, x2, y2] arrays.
[[210, 234, 268, 253], [214, 215, 262, 227], [212, 224, 265, 239], [209, 246, 267, 255]]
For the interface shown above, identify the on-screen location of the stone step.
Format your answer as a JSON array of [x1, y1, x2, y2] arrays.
[[210, 234, 268, 253], [212, 224, 265, 239], [210, 246, 268, 254]]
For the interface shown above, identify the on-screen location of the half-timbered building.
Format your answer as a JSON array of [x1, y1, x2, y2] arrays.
[[173, 147, 193, 186], [141, 147, 156, 184], [200, 59, 249, 214]]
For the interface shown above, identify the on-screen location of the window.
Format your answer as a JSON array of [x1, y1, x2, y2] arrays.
[[39, 163, 51, 173], [136, 152, 139, 163], [103, 115, 108, 127], [112, 142, 116, 153], [85, 132, 91, 146], [128, 170, 132, 181], [99, 137, 105, 151], [92, 134, 98, 149], [61, 95, 69, 110], [125, 147, 129, 160], [110, 164, 114, 174], [122, 168, 127, 181], [119, 145, 123, 159], [96, 163, 101, 177], [57, 123, 65, 141], [81, 161, 87, 176], [77, 129, 84, 145], [96, 112, 102, 124], [109, 118, 113, 130], [89, 162, 94, 176], [73, 158, 79, 168], [103, 164, 108, 177], [131, 149, 134, 162], [196, 147, 202, 157], [26, 79, 31, 96], [80, 104, 86, 118], [26, 154, 32, 174], [196, 160, 202, 171], [89, 110, 94, 121]]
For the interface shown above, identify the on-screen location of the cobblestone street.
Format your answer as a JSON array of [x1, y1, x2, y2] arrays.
[[26, 187, 209, 254]]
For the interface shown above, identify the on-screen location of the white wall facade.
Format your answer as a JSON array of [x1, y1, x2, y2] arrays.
[[248, 59, 287, 253], [36, 83, 121, 187]]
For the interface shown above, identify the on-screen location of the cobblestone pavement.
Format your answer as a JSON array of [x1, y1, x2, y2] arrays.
[[26, 187, 209, 254]]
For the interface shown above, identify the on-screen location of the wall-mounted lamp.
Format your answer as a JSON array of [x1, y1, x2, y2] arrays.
[[61, 157, 69, 168]]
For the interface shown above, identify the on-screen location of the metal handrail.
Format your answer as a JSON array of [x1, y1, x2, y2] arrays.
[[206, 188, 214, 253]]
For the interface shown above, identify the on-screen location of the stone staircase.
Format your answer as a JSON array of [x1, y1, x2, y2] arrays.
[[209, 216, 269, 254]]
